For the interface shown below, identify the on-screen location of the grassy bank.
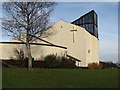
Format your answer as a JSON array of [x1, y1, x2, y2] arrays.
[[2, 68, 118, 88]]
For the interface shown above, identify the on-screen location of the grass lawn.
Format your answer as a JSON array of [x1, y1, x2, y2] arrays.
[[2, 68, 118, 88]]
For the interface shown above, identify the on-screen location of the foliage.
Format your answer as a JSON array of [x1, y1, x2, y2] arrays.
[[88, 62, 103, 69], [44, 54, 61, 68], [44, 55, 76, 68], [61, 57, 76, 68], [100, 61, 118, 68], [5, 54, 76, 68], [2, 60, 46, 68], [33, 61, 45, 68]]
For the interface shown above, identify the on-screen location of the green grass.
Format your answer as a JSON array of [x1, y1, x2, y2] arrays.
[[2, 68, 118, 88]]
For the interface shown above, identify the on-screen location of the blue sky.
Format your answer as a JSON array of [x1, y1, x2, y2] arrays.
[[0, 2, 118, 63]]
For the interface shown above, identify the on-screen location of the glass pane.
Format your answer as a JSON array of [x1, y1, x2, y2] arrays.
[[89, 13, 94, 23], [71, 10, 98, 38]]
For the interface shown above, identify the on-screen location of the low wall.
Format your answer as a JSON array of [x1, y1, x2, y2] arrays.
[[2, 60, 45, 68]]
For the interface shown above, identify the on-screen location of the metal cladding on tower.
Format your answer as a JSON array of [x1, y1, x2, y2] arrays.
[[71, 10, 98, 39]]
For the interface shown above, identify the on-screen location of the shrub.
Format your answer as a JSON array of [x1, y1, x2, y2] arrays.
[[61, 57, 76, 69], [88, 62, 103, 69], [2, 60, 25, 67], [100, 61, 118, 68], [44, 55, 76, 69], [34, 61, 45, 68], [44, 54, 61, 68]]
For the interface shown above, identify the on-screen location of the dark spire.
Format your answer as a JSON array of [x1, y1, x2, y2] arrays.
[[71, 10, 98, 39]]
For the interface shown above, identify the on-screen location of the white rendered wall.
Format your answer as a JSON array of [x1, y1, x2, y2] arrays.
[[0, 20, 99, 67]]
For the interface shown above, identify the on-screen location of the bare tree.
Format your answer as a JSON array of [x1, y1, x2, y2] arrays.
[[13, 48, 25, 60], [2, 2, 56, 70]]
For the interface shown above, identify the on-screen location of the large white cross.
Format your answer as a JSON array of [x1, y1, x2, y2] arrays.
[[70, 27, 77, 43]]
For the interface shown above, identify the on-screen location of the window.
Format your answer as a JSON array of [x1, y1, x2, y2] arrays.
[[88, 50, 90, 53]]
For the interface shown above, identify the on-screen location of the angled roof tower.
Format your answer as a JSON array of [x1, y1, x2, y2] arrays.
[[71, 10, 98, 39]]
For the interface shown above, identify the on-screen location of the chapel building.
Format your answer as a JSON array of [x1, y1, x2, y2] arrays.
[[0, 10, 99, 67]]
